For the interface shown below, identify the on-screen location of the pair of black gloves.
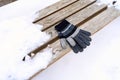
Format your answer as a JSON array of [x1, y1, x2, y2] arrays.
[[55, 20, 91, 53]]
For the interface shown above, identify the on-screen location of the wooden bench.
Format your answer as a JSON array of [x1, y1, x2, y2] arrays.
[[0, 0, 16, 7], [28, 0, 120, 79]]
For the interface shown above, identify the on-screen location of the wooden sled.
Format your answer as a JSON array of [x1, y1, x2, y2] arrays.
[[29, 0, 120, 79], [0, 0, 16, 7]]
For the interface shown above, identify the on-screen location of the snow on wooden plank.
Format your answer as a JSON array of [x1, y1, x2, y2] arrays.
[[30, 7, 120, 79], [49, 7, 120, 69], [81, 7, 120, 34], [34, 0, 78, 22], [36, 0, 96, 31], [30, 3, 107, 55], [50, 7, 120, 63]]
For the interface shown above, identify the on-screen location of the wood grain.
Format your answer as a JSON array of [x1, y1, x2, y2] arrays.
[[30, 7, 120, 79], [0, 0, 16, 7], [34, 0, 78, 22], [36, 0, 96, 31], [51, 7, 120, 63], [29, 3, 107, 55]]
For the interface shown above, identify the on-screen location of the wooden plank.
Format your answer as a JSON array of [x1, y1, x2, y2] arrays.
[[36, 0, 96, 31], [81, 8, 120, 34], [0, 1, 4, 7], [0, 0, 16, 7], [34, 0, 78, 22], [30, 7, 120, 79], [2, 0, 16, 3], [50, 7, 120, 63], [29, 4, 107, 55]]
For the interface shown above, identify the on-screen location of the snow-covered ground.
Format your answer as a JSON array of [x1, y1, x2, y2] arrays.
[[0, 0, 120, 80], [0, 0, 60, 79], [0, 15, 52, 79]]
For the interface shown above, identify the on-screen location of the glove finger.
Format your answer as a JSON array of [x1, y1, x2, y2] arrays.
[[70, 44, 79, 53], [66, 38, 83, 53], [70, 29, 90, 47], [69, 43, 83, 53], [78, 34, 90, 46], [66, 37, 76, 46], [80, 29, 91, 36], [75, 43, 83, 52], [80, 32, 92, 41], [74, 36, 86, 48], [66, 39, 79, 53], [60, 38, 68, 49], [76, 44, 83, 52]]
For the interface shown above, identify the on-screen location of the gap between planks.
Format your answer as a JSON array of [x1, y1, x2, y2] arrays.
[[28, 0, 97, 56], [30, 7, 120, 79], [28, 3, 107, 56], [34, 0, 78, 22], [36, 0, 96, 31]]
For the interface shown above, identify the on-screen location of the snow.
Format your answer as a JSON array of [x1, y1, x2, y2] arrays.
[[33, 14, 120, 80], [0, 48, 53, 80], [97, 0, 120, 9], [32, 0, 120, 80], [0, 0, 120, 80], [0, 13, 53, 80], [0, 0, 60, 21], [0, 0, 60, 79], [7, 48, 53, 80]]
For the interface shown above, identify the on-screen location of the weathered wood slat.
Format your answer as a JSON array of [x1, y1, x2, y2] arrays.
[[36, 0, 96, 31], [34, 0, 78, 22], [81, 7, 120, 34], [47, 4, 107, 39], [30, 7, 120, 79], [50, 7, 120, 62], [0, 0, 16, 7], [29, 3, 107, 55]]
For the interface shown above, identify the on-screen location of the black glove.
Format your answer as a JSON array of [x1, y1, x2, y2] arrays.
[[55, 19, 91, 53]]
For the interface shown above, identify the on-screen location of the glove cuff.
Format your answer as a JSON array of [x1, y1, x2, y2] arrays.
[[55, 19, 70, 32], [55, 20, 77, 38]]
